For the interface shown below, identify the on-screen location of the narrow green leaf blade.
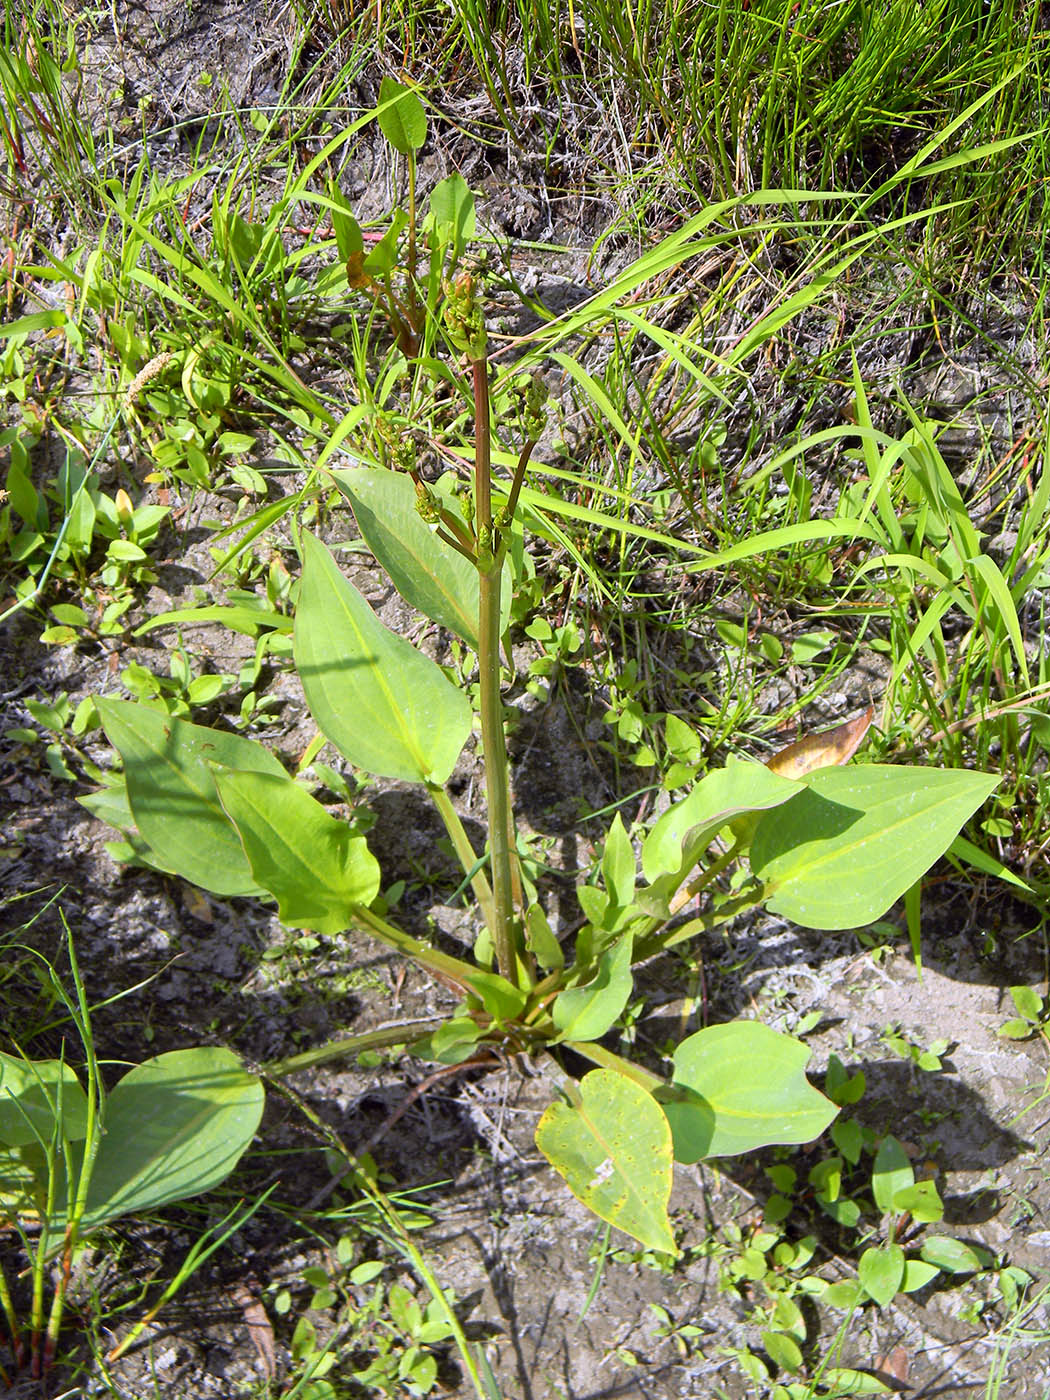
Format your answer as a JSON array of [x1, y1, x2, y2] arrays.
[[333, 467, 480, 647], [134, 605, 292, 638], [967, 551, 1030, 685], [535, 1069, 676, 1255], [212, 770, 379, 934], [294, 532, 472, 784], [95, 700, 287, 896], [0, 309, 66, 338], [751, 766, 999, 930], [662, 1022, 837, 1161], [601, 813, 635, 910]]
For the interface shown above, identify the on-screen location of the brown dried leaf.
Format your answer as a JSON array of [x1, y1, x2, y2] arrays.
[[874, 1344, 910, 1386], [232, 1283, 276, 1381], [765, 705, 874, 780], [181, 886, 214, 923]]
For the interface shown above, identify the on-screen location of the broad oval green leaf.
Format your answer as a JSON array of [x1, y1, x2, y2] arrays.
[[762, 1330, 803, 1373], [642, 757, 801, 882], [552, 932, 633, 1043], [871, 1134, 913, 1212], [333, 467, 480, 648], [427, 172, 475, 256], [35, 1049, 263, 1252], [822, 1366, 895, 1394], [294, 532, 472, 784], [858, 1243, 905, 1306], [892, 1179, 944, 1223], [535, 1068, 676, 1255], [0, 1053, 88, 1147], [96, 699, 287, 897], [377, 77, 426, 155], [751, 765, 999, 930], [87, 1048, 262, 1224], [661, 1022, 837, 1161], [919, 1235, 987, 1274], [212, 769, 380, 935]]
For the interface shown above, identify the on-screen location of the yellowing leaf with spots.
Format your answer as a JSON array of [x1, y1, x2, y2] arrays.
[[535, 1069, 676, 1256]]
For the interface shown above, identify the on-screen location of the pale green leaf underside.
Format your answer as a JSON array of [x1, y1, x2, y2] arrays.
[[0, 1054, 89, 1147], [334, 467, 480, 648], [213, 769, 380, 934], [96, 699, 286, 897], [34, 1049, 263, 1253], [642, 757, 801, 881]]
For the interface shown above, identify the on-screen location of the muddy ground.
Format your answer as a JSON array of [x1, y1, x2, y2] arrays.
[[3, 1, 1050, 1397]]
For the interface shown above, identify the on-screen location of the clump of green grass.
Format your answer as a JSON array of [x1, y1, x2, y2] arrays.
[[293, 0, 1049, 266]]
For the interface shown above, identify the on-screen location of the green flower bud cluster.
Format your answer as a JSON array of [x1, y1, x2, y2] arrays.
[[516, 373, 549, 440], [443, 270, 488, 358], [414, 480, 442, 524], [375, 415, 417, 473], [476, 521, 495, 570]]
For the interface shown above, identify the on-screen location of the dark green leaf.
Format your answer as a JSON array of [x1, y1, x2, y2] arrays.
[[377, 77, 427, 154]]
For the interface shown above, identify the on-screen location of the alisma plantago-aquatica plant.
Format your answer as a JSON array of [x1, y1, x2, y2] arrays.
[[92, 278, 996, 1256], [91, 92, 999, 1256]]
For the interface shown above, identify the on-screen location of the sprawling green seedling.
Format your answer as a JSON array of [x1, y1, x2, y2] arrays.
[[0, 421, 170, 617]]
